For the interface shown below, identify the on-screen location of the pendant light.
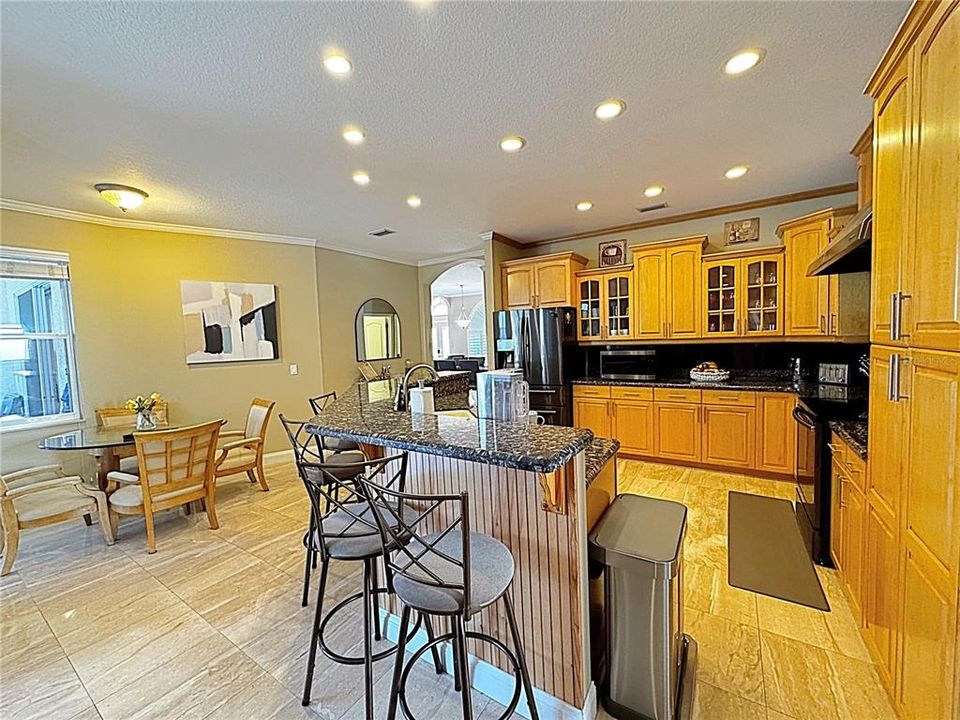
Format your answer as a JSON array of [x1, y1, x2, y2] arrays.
[[456, 284, 470, 329]]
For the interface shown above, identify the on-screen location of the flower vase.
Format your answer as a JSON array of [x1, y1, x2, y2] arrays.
[[136, 410, 157, 431]]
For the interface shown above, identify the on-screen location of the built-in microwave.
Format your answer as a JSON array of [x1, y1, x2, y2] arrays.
[[599, 349, 656, 381]]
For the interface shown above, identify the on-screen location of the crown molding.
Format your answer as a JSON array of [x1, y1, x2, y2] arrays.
[[0, 198, 422, 266], [417, 247, 485, 268]]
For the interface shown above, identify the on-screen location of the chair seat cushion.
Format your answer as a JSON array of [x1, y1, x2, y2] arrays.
[[119, 456, 140, 474], [216, 447, 256, 473], [14, 486, 96, 523], [393, 532, 514, 616], [323, 436, 361, 452], [109, 483, 202, 510], [316, 501, 415, 560]]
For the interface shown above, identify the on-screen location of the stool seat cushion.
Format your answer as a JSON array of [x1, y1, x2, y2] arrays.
[[302, 452, 368, 484], [393, 532, 514, 616], [316, 501, 415, 560], [323, 437, 361, 452]]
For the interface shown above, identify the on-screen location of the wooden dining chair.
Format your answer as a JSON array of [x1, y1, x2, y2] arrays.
[[214, 398, 275, 492], [96, 402, 169, 474], [106, 419, 222, 554], [1, 464, 114, 575]]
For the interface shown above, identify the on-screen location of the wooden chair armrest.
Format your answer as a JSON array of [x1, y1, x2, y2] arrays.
[[218, 430, 246, 439], [5, 475, 85, 499], [2, 464, 64, 489], [216, 437, 261, 465], [106, 471, 141, 486]]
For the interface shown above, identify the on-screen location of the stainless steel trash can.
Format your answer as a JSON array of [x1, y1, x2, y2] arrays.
[[589, 494, 696, 720]]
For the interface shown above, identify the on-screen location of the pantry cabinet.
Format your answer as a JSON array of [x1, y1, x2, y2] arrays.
[[575, 268, 633, 341], [701, 248, 784, 338], [500, 252, 587, 310]]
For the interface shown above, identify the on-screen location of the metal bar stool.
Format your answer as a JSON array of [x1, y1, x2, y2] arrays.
[[308, 392, 365, 455], [280, 418, 443, 718], [358, 475, 541, 720]]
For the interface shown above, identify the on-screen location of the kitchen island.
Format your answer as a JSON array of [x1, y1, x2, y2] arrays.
[[307, 376, 618, 719]]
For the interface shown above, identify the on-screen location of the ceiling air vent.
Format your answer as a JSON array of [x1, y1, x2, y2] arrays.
[[368, 228, 396, 237], [637, 203, 668, 213]]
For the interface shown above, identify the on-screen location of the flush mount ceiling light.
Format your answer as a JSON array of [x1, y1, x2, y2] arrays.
[[594, 99, 626, 120], [342, 126, 365, 145], [724, 49, 764, 75], [643, 185, 664, 198], [323, 52, 352, 76], [352, 170, 370, 186], [499, 136, 526, 153], [576, 200, 594, 212], [406, 195, 422, 208], [724, 165, 750, 179], [94, 183, 148, 212]]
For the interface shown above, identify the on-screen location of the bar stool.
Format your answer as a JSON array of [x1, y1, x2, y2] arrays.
[[308, 392, 364, 455], [279, 418, 443, 718], [357, 475, 541, 720]]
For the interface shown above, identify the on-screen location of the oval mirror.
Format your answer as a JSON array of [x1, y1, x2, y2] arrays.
[[355, 298, 402, 361]]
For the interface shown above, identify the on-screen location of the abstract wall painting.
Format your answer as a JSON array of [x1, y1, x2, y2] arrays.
[[181, 281, 279, 364]]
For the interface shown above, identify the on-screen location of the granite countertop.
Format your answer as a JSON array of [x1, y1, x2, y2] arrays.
[[307, 378, 594, 473], [584, 437, 620, 484], [829, 420, 868, 460]]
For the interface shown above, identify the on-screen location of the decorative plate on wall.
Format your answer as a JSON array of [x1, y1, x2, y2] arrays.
[[724, 217, 760, 245], [598, 239, 627, 267]]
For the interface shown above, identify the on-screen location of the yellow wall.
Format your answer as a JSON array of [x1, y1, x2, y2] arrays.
[[0, 210, 421, 474]]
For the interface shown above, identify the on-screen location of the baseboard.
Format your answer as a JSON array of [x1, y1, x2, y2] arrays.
[[262, 448, 294, 466], [382, 611, 594, 720]]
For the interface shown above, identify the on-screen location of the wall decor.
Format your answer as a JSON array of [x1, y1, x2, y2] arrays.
[[724, 217, 760, 245], [598, 239, 627, 267], [181, 281, 279, 364]]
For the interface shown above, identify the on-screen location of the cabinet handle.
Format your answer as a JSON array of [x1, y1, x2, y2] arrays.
[[889, 293, 898, 341], [899, 293, 911, 338], [819, 315, 825, 334], [830, 313, 838, 335], [887, 355, 897, 402]]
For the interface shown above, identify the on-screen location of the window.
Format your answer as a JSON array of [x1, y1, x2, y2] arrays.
[[466, 301, 487, 358], [0, 248, 81, 430], [430, 296, 450, 359]]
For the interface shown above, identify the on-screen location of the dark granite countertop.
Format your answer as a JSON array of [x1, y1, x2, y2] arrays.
[[307, 378, 594, 473], [829, 420, 868, 460], [584, 437, 619, 484]]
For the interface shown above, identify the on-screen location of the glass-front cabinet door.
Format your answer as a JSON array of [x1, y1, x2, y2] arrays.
[[704, 261, 738, 336], [578, 278, 602, 340], [744, 256, 783, 336], [605, 273, 631, 339]]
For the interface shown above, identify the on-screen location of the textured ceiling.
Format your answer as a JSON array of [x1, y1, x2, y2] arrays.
[[0, 1, 907, 263]]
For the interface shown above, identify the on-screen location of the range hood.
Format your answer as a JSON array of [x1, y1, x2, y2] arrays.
[[807, 202, 872, 277]]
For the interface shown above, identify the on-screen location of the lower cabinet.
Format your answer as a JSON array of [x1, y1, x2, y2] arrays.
[[862, 497, 899, 689], [757, 392, 796, 473], [654, 402, 701, 463], [572, 396, 611, 439], [612, 399, 655, 456], [701, 404, 755, 469], [829, 434, 867, 623]]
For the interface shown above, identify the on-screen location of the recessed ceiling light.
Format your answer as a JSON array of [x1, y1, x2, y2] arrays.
[[352, 170, 370, 186], [724, 49, 764, 75], [725, 165, 750, 179], [643, 185, 664, 198], [406, 195, 422, 208], [499, 136, 526, 153], [594, 99, 626, 120], [323, 53, 352, 76], [576, 201, 594, 212], [94, 183, 148, 212], [342, 126, 365, 145]]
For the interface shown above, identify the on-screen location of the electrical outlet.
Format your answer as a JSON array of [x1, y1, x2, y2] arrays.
[[289, 364, 299, 376]]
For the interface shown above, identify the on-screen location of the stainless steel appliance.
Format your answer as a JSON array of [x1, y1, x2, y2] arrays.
[[589, 494, 696, 719], [493, 307, 576, 426], [600, 349, 656, 381], [475, 369, 529, 422], [793, 389, 868, 565]]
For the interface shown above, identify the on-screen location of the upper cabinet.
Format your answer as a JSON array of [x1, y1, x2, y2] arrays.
[[575, 268, 632, 341], [868, 0, 960, 353], [702, 247, 784, 338], [500, 252, 587, 310], [628, 235, 706, 340], [632, 245, 668, 339]]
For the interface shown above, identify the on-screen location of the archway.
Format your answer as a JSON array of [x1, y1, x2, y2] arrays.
[[428, 261, 486, 361]]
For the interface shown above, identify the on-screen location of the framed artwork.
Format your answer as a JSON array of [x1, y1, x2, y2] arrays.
[[598, 239, 627, 267], [724, 217, 760, 245], [181, 281, 279, 364]]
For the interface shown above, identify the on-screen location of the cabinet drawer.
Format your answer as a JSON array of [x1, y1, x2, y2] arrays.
[[611, 386, 654, 401], [573, 385, 611, 399], [701, 389, 756, 407], [653, 387, 702, 403]]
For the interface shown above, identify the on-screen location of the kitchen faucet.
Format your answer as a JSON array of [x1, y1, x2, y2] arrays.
[[394, 363, 439, 411]]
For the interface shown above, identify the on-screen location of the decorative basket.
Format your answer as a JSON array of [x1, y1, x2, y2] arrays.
[[689, 369, 731, 383]]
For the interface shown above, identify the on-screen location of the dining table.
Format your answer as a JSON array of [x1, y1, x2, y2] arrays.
[[38, 418, 225, 490]]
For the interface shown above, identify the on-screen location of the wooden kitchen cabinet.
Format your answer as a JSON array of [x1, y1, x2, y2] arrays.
[[757, 392, 796, 474], [702, 248, 784, 338], [654, 401, 701, 463], [701, 403, 755, 469], [612, 398, 655, 456], [500, 252, 587, 310], [629, 235, 706, 340], [575, 268, 632, 341], [863, 500, 900, 689], [573, 396, 612, 439], [633, 248, 667, 339], [665, 241, 703, 339], [830, 433, 867, 621]]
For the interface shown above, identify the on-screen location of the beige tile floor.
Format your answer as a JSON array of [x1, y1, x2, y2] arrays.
[[0, 459, 896, 720]]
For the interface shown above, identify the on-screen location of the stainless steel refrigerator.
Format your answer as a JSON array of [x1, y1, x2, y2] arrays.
[[493, 307, 577, 426]]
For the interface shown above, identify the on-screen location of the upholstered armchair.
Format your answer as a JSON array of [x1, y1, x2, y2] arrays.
[[106, 419, 222, 554], [1, 464, 114, 575], [215, 398, 276, 491]]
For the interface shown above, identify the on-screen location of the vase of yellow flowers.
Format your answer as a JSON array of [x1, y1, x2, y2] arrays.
[[126, 393, 163, 431]]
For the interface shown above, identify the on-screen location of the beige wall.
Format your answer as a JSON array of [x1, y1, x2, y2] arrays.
[[0, 210, 421, 475], [520, 191, 859, 267], [315, 247, 422, 392]]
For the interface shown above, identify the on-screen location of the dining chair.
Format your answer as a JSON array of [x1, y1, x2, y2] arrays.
[[96, 402, 169, 474], [1, 464, 114, 576], [214, 398, 275, 492], [106, 419, 223, 554]]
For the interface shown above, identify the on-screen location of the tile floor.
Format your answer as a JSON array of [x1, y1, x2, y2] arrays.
[[0, 459, 897, 720]]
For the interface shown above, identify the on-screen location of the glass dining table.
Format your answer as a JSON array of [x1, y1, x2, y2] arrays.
[[39, 418, 225, 490]]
